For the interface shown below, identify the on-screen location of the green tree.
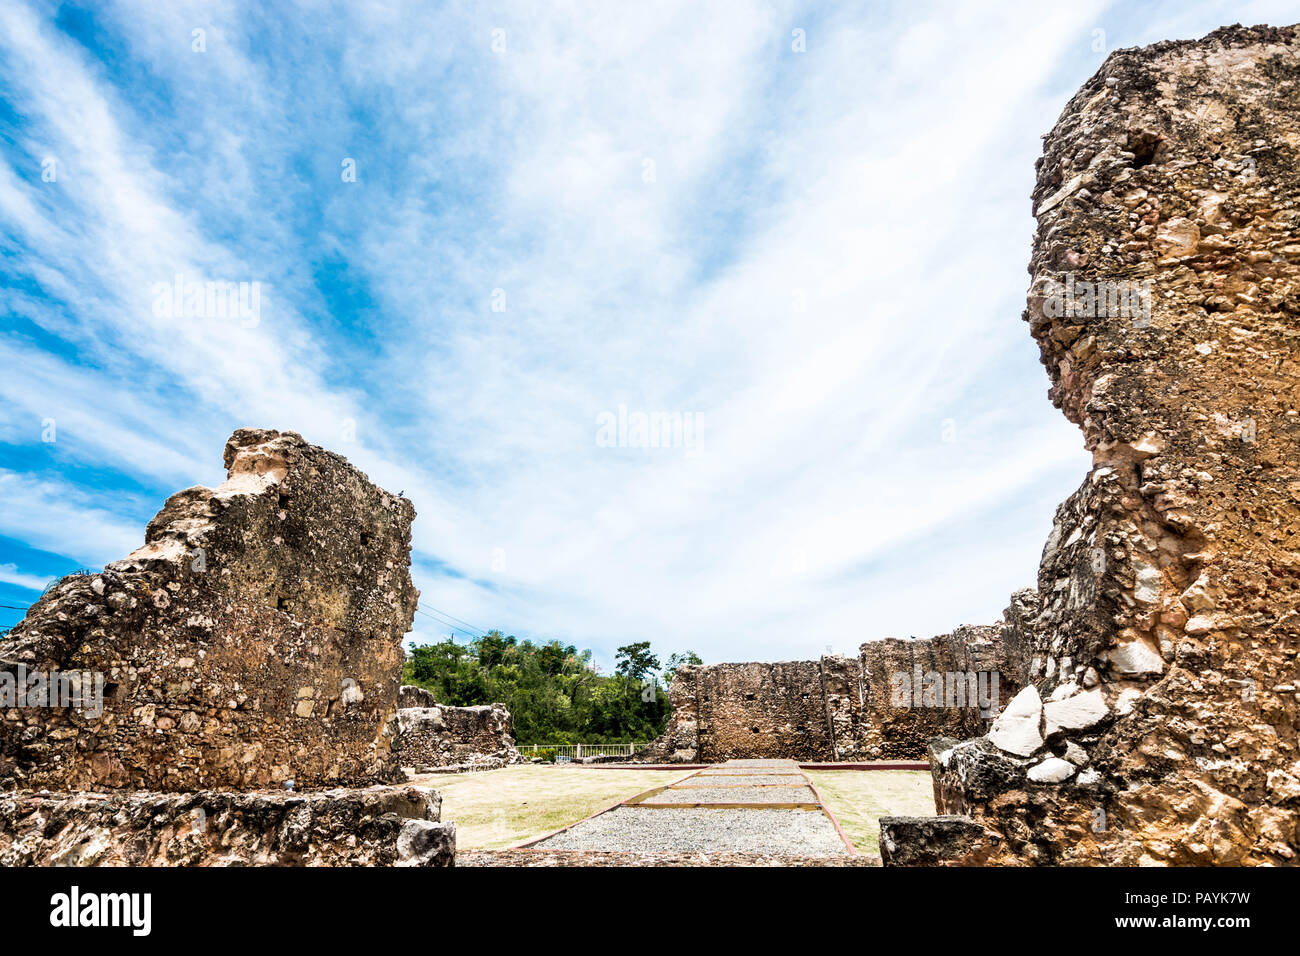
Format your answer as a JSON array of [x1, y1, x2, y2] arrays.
[[402, 634, 673, 745], [614, 641, 660, 680], [537, 640, 567, 676], [476, 630, 515, 668]]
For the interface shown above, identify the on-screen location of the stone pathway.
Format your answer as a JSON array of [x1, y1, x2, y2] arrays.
[[459, 849, 875, 866], [525, 759, 854, 857]]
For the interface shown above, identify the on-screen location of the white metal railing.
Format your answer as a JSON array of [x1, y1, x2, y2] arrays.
[[517, 743, 643, 760]]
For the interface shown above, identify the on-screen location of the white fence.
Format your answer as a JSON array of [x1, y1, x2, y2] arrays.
[[517, 743, 643, 760]]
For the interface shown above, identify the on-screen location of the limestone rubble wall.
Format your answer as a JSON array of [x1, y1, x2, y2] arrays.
[[848, 625, 1017, 759], [0, 785, 454, 866], [927, 24, 1300, 866], [393, 702, 520, 771], [0, 428, 419, 792], [690, 660, 830, 761]]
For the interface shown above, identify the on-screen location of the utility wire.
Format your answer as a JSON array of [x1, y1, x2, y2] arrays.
[[418, 604, 489, 637], [414, 606, 474, 636], [415, 607, 485, 640]]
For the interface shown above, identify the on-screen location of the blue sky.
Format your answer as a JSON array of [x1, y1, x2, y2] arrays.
[[0, 0, 1293, 670]]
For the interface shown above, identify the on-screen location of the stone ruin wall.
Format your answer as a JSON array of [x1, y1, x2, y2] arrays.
[[0, 429, 455, 865], [907, 24, 1300, 866], [845, 624, 1025, 759], [0, 429, 416, 792], [643, 617, 1024, 763], [690, 660, 832, 761], [392, 687, 521, 772]]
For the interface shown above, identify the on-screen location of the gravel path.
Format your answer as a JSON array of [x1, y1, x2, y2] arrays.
[[528, 758, 851, 856], [535, 807, 849, 855], [639, 786, 817, 805], [673, 774, 808, 786], [461, 849, 876, 867]]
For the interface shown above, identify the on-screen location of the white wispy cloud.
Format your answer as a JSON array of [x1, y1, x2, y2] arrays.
[[0, 470, 148, 564], [2, 0, 1290, 666], [0, 563, 52, 592]]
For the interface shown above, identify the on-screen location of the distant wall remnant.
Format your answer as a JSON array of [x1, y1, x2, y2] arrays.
[[688, 660, 832, 762], [642, 614, 1023, 763], [398, 684, 438, 708], [0, 428, 419, 792], [393, 702, 520, 772]]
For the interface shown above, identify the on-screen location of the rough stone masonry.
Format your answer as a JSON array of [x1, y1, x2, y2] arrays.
[[0, 784, 453, 867], [643, 621, 1022, 762], [393, 692, 521, 772], [0, 428, 418, 792], [913, 24, 1300, 865]]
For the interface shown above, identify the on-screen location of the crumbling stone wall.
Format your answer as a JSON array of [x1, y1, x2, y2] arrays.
[[926, 25, 1300, 865], [0, 784, 453, 866], [393, 702, 520, 771], [644, 665, 702, 762], [643, 620, 1022, 762], [0, 428, 418, 792], [398, 684, 437, 708], [847, 625, 1016, 759]]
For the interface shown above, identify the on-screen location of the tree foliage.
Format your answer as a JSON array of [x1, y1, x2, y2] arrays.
[[403, 631, 700, 745]]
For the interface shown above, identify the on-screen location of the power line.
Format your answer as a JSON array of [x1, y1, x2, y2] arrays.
[[418, 604, 489, 637], [414, 607, 475, 636], [415, 607, 485, 640], [0, 604, 29, 610]]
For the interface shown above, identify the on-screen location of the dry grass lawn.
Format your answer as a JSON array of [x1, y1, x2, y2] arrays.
[[410, 766, 694, 849], [805, 770, 936, 856]]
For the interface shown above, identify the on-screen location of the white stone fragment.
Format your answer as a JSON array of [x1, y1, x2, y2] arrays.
[[1133, 562, 1163, 604], [988, 685, 1044, 757], [1044, 687, 1110, 737], [1028, 757, 1076, 783], [1113, 687, 1143, 716], [1106, 638, 1165, 676], [1049, 681, 1080, 701]]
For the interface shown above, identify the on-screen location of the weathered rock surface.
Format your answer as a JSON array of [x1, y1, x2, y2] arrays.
[[928, 24, 1300, 865], [0, 428, 418, 792], [0, 784, 453, 866], [878, 815, 1001, 866], [392, 702, 520, 771]]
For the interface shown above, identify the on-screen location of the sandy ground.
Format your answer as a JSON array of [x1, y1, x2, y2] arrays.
[[409, 765, 693, 849], [805, 769, 936, 855]]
